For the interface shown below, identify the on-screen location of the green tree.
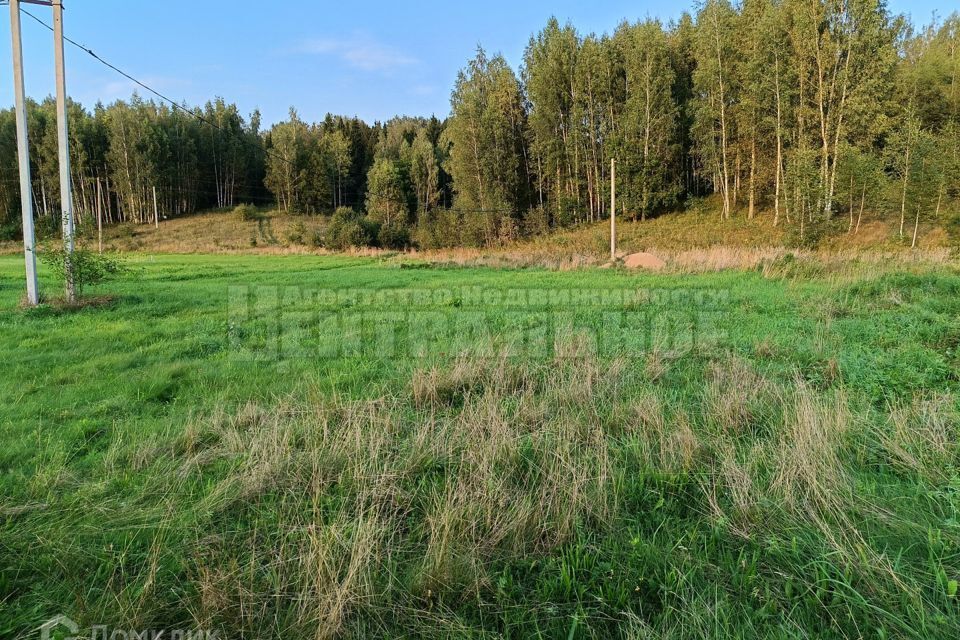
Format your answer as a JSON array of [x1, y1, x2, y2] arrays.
[[523, 18, 581, 225], [614, 19, 678, 220], [444, 48, 529, 245], [322, 129, 352, 209], [408, 130, 440, 214], [365, 157, 408, 227], [692, 0, 738, 219], [264, 109, 308, 213]]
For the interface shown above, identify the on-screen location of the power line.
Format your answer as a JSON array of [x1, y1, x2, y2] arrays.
[[16, 5, 300, 176], [16, 5, 516, 217]]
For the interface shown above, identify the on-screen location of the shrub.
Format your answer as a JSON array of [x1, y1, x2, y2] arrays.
[[235, 203, 263, 222], [34, 214, 61, 242], [552, 194, 580, 228], [325, 207, 374, 251], [461, 210, 494, 247], [946, 208, 960, 244], [460, 209, 519, 247], [333, 206, 359, 221], [522, 206, 550, 237], [785, 217, 832, 249], [377, 219, 411, 249], [413, 209, 462, 249], [40, 247, 128, 297], [0, 220, 21, 242], [286, 220, 307, 245], [683, 196, 711, 215], [325, 222, 366, 250]]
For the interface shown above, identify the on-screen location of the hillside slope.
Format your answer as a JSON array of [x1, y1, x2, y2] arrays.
[[1, 202, 956, 271]]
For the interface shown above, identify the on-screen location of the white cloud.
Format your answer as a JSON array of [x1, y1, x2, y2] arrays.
[[295, 35, 417, 71]]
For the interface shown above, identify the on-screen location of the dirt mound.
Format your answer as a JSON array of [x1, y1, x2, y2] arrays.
[[623, 252, 666, 270]]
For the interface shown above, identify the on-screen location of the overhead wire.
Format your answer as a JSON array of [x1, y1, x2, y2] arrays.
[[17, 5, 515, 216], [18, 5, 297, 177]]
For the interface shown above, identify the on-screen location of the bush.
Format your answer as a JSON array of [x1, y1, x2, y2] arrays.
[[461, 209, 519, 247], [946, 208, 960, 244], [413, 209, 462, 249], [683, 196, 711, 215], [325, 221, 368, 250], [307, 229, 324, 248], [461, 210, 493, 247], [286, 220, 307, 245], [0, 220, 20, 242], [331, 206, 358, 222], [785, 215, 846, 249], [235, 203, 263, 222], [552, 194, 580, 228], [324, 207, 374, 251], [377, 219, 411, 249], [40, 247, 128, 297], [522, 206, 550, 237], [34, 214, 61, 242]]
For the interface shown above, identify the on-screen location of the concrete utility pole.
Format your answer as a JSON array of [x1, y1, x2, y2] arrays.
[[53, 0, 75, 302], [9, 0, 39, 305], [610, 158, 616, 262]]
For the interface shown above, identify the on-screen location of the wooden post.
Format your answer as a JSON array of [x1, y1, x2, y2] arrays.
[[153, 186, 159, 228], [610, 158, 616, 262]]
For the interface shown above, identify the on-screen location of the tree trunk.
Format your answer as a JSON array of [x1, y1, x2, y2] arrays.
[[96, 177, 103, 253], [848, 174, 854, 233], [899, 144, 911, 238], [855, 183, 865, 234], [713, 13, 731, 220], [642, 59, 652, 222], [733, 147, 740, 209], [912, 204, 920, 248], [773, 55, 783, 227], [748, 137, 756, 220]]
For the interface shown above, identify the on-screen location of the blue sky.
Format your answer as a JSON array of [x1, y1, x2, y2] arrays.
[[0, 0, 952, 126]]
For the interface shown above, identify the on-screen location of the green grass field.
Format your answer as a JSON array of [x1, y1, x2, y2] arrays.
[[1, 252, 959, 638]]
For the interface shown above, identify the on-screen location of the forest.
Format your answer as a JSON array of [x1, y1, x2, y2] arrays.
[[1, 0, 958, 249]]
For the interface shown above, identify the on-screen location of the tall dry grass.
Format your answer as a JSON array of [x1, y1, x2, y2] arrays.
[[159, 344, 630, 636], [95, 341, 960, 637]]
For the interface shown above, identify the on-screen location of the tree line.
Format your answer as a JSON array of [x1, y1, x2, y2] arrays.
[[1, 0, 958, 248], [0, 97, 268, 233]]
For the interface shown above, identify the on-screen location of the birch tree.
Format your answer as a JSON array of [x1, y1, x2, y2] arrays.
[[615, 19, 678, 219], [692, 0, 737, 219]]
